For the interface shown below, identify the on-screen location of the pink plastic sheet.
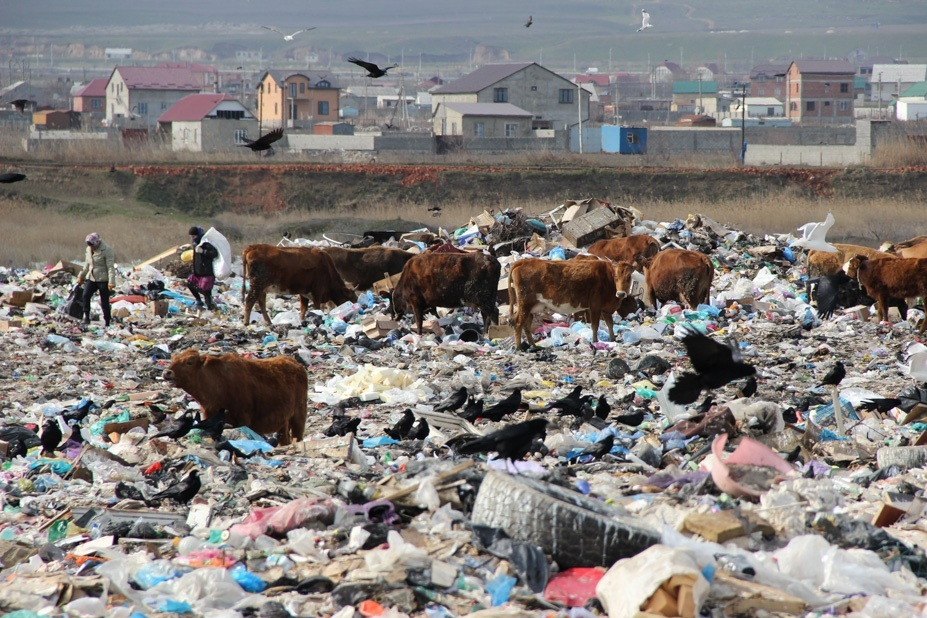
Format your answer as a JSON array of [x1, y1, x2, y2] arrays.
[[230, 497, 337, 539], [709, 433, 797, 499]]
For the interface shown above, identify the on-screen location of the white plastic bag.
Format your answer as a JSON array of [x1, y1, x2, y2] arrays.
[[201, 227, 232, 281]]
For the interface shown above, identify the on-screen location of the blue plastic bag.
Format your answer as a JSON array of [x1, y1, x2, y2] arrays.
[[230, 563, 267, 592], [486, 573, 517, 606]]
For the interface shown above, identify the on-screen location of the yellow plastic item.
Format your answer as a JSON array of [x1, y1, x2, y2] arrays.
[[181, 249, 194, 262]]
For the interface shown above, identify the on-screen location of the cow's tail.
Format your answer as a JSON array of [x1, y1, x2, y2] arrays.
[[241, 249, 249, 303], [506, 266, 516, 326]]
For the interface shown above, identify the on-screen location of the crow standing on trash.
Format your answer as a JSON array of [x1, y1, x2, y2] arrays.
[[481, 389, 523, 422], [40, 418, 62, 457], [191, 409, 227, 441], [818, 361, 846, 388], [669, 333, 757, 405], [324, 416, 361, 438], [457, 418, 550, 461], [594, 394, 611, 420], [458, 397, 484, 423], [408, 417, 430, 441], [578, 434, 614, 461], [384, 409, 415, 440], [434, 387, 468, 413], [149, 410, 196, 441], [147, 469, 201, 504]]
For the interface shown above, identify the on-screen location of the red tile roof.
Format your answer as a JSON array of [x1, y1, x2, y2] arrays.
[[114, 66, 201, 91], [158, 93, 243, 122], [575, 74, 610, 87], [74, 78, 107, 98]]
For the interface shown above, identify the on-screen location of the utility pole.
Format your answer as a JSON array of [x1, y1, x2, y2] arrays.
[[577, 81, 583, 154], [878, 72, 883, 118], [740, 83, 747, 164]]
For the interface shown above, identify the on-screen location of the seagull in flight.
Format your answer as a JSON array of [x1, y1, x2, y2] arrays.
[[792, 212, 836, 252], [262, 26, 316, 42], [637, 9, 653, 32]]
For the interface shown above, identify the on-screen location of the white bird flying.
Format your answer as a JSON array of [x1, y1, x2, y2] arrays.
[[792, 212, 836, 252], [262, 26, 316, 42], [638, 9, 653, 32]]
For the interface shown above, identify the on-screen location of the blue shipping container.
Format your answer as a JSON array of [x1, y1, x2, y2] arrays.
[[602, 126, 647, 154]]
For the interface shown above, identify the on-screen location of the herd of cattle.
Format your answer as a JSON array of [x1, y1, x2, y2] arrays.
[[162, 231, 927, 446]]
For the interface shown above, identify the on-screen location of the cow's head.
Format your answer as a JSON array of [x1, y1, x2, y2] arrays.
[[611, 261, 635, 299], [163, 348, 203, 382], [843, 254, 868, 279]]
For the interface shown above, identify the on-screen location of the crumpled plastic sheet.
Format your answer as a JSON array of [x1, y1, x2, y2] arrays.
[[705, 433, 798, 499], [230, 497, 337, 540], [311, 364, 434, 404]]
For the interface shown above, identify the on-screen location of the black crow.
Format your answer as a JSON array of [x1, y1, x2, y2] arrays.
[[594, 394, 611, 420], [347, 57, 398, 78], [40, 419, 62, 457], [694, 395, 714, 415], [613, 408, 646, 427], [115, 481, 147, 502], [549, 394, 594, 417], [146, 402, 169, 425], [818, 361, 846, 388], [737, 376, 758, 398], [811, 273, 851, 320], [150, 410, 196, 440], [434, 387, 468, 413], [9, 99, 29, 114], [191, 410, 227, 441], [669, 334, 756, 405], [525, 15, 533, 28], [63, 398, 95, 424], [148, 470, 201, 504], [216, 440, 256, 461], [482, 389, 522, 422], [578, 434, 614, 460], [384, 409, 414, 440], [408, 418, 430, 440], [239, 127, 284, 152], [458, 397, 484, 422], [6, 438, 27, 459], [324, 416, 361, 437], [456, 418, 550, 461], [0, 172, 26, 183], [859, 398, 901, 413]]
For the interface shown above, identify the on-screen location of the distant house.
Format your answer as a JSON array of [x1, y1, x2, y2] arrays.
[[431, 62, 589, 131], [105, 66, 202, 129], [158, 93, 257, 152], [786, 60, 855, 123], [257, 70, 340, 129], [671, 80, 717, 114], [740, 97, 784, 118], [72, 78, 107, 114], [652, 61, 687, 83], [1, 81, 42, 112], [105, 48, 132, 60], [695, 63, 722, 81], [749, 64, 789, 99], [433, 102, 532, 137], [870, 64, 927, 102]]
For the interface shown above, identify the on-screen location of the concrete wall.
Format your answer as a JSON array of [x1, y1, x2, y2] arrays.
[[437, 134, 566, 154], [286, 133, 377, 152], [745, 145, 863, 166], [647, 127, 741, 154], [169, 118, 259, 152]]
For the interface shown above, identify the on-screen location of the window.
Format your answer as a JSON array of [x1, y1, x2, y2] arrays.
[[274, 103, 278, 114], [318, 101, 329, 115], [840, 83, 849, 93], [451, 122, 457, 134], [216, 109, 245, 119], [824, 82, 830, 90], [776, 76, 784, 83], [299, 83, 305, 94], [92, 99, 101, 110], [626, 132, 638, 144], [161, 102, 168, 110], [137, 102, 148, 115], [806, 101, 815, 111], [559, 88, 574, 104], [774, 87, 781, 97], [757, 75, 766, 82], [504, 123, 517, 137], [317, 80, 330, 88], [839, 101, 849, 111], [493, 87, 508, 103], [767, 107, 775, 115], [824, 101, 830, 106], [474, 122, 484, 137], [289, 83, 297, 98], [234, 129, 248, 144]]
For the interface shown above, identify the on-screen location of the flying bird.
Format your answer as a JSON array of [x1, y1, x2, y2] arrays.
[[481, 389, 522, 422], [262, 26, 316, 42], [41, 418, 62, 457], [147, 469, 201, 504], [817, 361, 846, 388], [0, 173, 26, 184], [525, 16, 533, 28], [347, 57, 399, 79], [9, 99, 30, 114], [809, 272, 852, 319], [637, 9, 653, 32], [239, 127, 284, 152], [669, 334, 757, 405], [384, 409, 415, 440], [792, 212, 836, 252], [456, 418, 550, 461]]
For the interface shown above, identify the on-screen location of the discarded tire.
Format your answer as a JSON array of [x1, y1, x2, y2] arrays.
[[471, 471, 660, 569]]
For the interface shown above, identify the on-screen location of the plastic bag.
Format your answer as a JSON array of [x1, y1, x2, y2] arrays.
[[230, 497, 336, 539], [201, 227, 232, 281]]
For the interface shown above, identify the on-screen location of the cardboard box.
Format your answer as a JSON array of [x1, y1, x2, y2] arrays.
[[0, 319, 24, 331], [148, 300, 169, 317], [844, 305, 870, 321], [4, 289, 35, 307], [561, 207, 621, 247], [372, 272, 402, 296], [421, 319, 443, 336], [362, 316, 400, 338]]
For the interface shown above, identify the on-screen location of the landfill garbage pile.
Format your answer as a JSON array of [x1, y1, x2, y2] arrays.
[[2, 202, 927, 618]]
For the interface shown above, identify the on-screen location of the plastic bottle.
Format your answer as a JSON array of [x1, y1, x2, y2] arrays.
[[48, 519, 69, 542]]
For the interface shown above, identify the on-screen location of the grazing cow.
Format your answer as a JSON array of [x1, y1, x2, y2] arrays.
[[844, 255, 927, 331], [392, 251, 501, 335], [587, 234, 659, 267], [242, 244, 356, 324], [644, 249, 714, 309], [163, 349, 307, 445], [321, 246, 415, 291], [882, 239, 927, 260], [808, 243, 895, 278], [508, 257, 635, 348]]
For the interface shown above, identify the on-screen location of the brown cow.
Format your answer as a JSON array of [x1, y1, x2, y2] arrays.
[[242, 244, 357, 325], [392, 251, 501, 335], [508, 258, 635, 348], [886, 240, 927, 260], [844, 255, 927, 331], [163, 349, 308, 445], [322, 246, 415, 291], [808, 243, 895, 278], [644, 249, 714, 309], [588, 234, 660, 267]]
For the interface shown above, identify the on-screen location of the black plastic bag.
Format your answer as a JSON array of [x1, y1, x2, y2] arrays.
[[61, 283, 84, 319]]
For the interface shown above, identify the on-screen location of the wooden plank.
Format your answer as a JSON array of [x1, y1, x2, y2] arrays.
[[133, 245, 180, 270]]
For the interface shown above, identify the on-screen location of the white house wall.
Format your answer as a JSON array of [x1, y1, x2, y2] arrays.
[[171, 121, 203, 152], [473, 65, 589, 131]]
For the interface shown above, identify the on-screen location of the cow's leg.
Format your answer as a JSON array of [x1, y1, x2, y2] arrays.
[[257, 292, 273, 325], [299, 295, 310, 323], [243, 284, 258, 324], [876, 294, 890, 323], [604, 310, 615, 343], [412, 304, 424, 335], [589, 308, 601, 343]]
